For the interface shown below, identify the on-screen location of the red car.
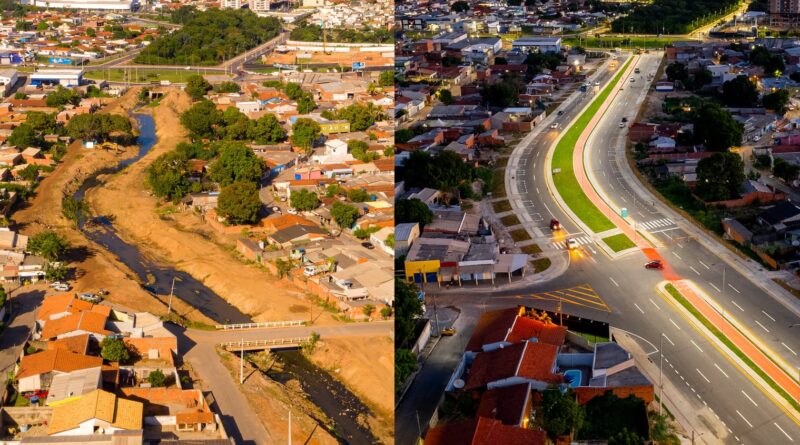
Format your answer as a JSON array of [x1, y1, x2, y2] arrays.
[[550, 218, 561, 231], [645, 260, 663, 270]]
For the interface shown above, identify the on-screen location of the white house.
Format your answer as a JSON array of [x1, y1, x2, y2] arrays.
[[0, 68, 17, 96]]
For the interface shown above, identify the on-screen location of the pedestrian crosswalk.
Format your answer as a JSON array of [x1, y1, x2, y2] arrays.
[[549, 236, 593, 250], [638, 218, 676, 231]]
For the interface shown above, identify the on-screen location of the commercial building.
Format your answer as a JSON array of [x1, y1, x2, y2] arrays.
[[0, 68, 18, 96], [30, 69, 83, 87], [511, 37, 562, 54], [26, 0, 136, 10]]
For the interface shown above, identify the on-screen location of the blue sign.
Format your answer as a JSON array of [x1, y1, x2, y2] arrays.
[[352, 62, 365, 70], [49, 57, 72, 65]]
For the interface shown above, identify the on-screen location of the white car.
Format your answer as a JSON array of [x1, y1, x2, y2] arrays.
[[304, 266, 318, 277], [287, 208, 298, 215], [618, 122, 626, 128], [566, 239, 579, 250], [629, 77, 635, 82], [550, 123, 559, 130], [54, 284, 70, 292], [49, 281, 64, 288]]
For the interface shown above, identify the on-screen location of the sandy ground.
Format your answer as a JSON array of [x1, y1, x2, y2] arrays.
[[84, 88, 334, 323], [308, 336, 395, 444], [11, 88, 214, 326], [212, 347, 340, 445]]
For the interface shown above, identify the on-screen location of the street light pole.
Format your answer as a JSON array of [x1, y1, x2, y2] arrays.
[[659, 333, 664, 415], [167, 276, 175, 316]]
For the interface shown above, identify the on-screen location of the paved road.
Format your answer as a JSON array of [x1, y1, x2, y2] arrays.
[[0, 286, 43, 403], [398, 52, 800, 445]]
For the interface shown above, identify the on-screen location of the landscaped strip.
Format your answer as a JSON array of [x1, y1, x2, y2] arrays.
[[552, 58, 632, 234], [602, 233, 637, 252], [663, 283, 800, 412]]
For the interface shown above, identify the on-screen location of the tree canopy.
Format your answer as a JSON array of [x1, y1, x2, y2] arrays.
[[135, 9, 282, 66], [217, 181, 262, 225], [46, 86, 80, 108], [331, 201, 360, 228], [180, 100, 223, 139], [396, 198, 433, 228], [290, 189, 320, 211], [288, 21, 392, 43], [542, 387, 584, 438], [100, 337, 131, 363], [28, 231, 69, 261], [763, 89, 790, 114], [322, 103, 386, 132], [399, 150, 475, 190], [721, 75, 759, 108], [185, 74, 212, 100], [147, 151, 192, 202], [695, 152, 745, 201], [611, 0, 739, 33], [209, 142, 265, 186], [65, 113, 132, 142], [692, 102, 743, 151], [291, 118, 321, 152]]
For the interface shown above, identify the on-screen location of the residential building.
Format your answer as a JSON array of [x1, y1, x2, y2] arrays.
[[47, 389, 143, 436]]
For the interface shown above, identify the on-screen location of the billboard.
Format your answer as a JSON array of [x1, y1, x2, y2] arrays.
[[49, 57, 73, 65], [352, 61, 365, 70]]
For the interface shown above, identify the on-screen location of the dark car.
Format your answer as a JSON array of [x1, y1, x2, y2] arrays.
[[645, 260, 663, 269], [557, 110, 564, 116], [362, 242, 375, 249], [550, 218, 561, 230]]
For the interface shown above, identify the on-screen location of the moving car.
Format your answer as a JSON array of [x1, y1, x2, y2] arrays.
[[566, 239, 578, 250], [645, 260, 664, 269], [361, 242, 375, 249], [441, 328, 456, 336], [634, 67, 641, 74], [549, 218, 561, 231], [629, 77, 635, 82], [621, 117, 628, 122], [557, 110, 564, 116], [618, 122, 626, 128], [550, 123, 559, 129]]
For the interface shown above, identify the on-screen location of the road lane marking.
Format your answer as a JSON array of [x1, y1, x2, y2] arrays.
[[609, 277, 619, 287], [741, 390, 759, 407], [690, 266, 701, 276], [690, 340, 703, 353], [697, 368, 710, 383], [672, 252, 681, 260], [775, 423, 794, 441], [709, 282, 721, 292], [699, 260, 710, 269], [762, 310, 775, 322], [728, 283, 741, 294], [714, 363, 729, 378], [649, 298, 660, 310], [731, 300, 744, 311], [736, 410, 753, 428], [754, 320, 770, 333], [536, 187, 540, 194], [669, 318, 681, 330], [633, 303, 644, 314], [782, 342, 797, 356], [662, 333, 675, 346]]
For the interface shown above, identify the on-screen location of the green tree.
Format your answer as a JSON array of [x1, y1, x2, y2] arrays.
[[608, 428, 644, 445], [380, 305, 393, 319], [291, 118, 321, 153], [27, 231, 69, 261], [216, 81, 241, 93], [692, 103, 743, 151], [439, 89, 454, 105], [764, 88, 790, 114], [100, 337, 130, 363], [146, 369, 167, 387], [482, 80, 520, 107], [400, 150, 474, 189], [209, 142, 264, 186], [297, 94, 316, 114], [26, 112, 57, 134], [363, 304, 375, 319], [65, 113, 132, 142], [542, 388, 584, 438], [147, 152, 192, 201], [62, 196, 88, 223], [284, 82, 305, 100], [18, 165, 39, 182], [395, 348, 417, 391], [396, 198, 433, 228], [330, 201, 360, 228], [248, 113, 285, 144], [395, 279, 423, 348], [8, 123, 41, 148], [378, 70, 394, 87], [348, 139, 378, 162], [665, 61, 688, 82], [185, 74, 212, 100], [45, 86, 80, 108], [451, 0, 469, 11], [695, 152, 745, 201], [86, 27, 95, 37], [290, 189, 320, 211], [218, 107, 250, 140], [773, 157, 800, 183], [347, 188, 370, 202], [217, 181, 262, 225], [326, 103, 386, 131], [722, 75, 759, 107], [180, 100, 223, 139], [385, 233, 394, 249], [44, 262, 68, 282]]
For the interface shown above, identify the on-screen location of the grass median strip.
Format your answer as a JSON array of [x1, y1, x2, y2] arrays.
[[664, 283, 800, 412], [551, 58, 632, 239], [602, 233, 637, 252]]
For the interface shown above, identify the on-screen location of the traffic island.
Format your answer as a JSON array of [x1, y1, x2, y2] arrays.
[[602, 233, 637, 253], [658, 281, 800, 419]]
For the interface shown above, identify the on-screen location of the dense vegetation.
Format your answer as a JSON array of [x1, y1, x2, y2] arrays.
[[395, 279, 423, 392], [135, 9, 282, 66], [611, 0, 740, 34], [289, 21, 393, 44], [399, 151, 493, 199]]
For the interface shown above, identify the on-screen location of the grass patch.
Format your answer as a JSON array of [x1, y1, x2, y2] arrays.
[[552, 58, 632, 233], [491, 169, 507, 198], [664, 283, 800, 412], [500, 214, 521, 226], [563, 37, 697, 49], [602, 233, 636, 252], [84, 68, 227, 83], [531, 257, 551, 273], [521, 244, 543, 254], [509, 229, 532, 242], [573, 331, 610, 344], [492, 200, 512, 213]]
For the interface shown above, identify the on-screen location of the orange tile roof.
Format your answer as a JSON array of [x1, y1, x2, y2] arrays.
[[37, 293, 109, 321], [16, 349, 102, 379], [40, 311, 110, 340], [425, 417, 546, 445], [260, 214, 318, 232], [465, 342, 561, 390], [123, 337, 177, 365], [121, 387, 214, 424], [506, 317, 566, 346], [48, 389, 143, 435], [466, 307, 521, 351], [47, 333, 90, 354]]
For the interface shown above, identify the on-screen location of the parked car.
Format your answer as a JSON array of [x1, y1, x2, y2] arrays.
[[550, 123, 559, 129], [272, 206, 282, 214], [49, 281, 65, 288], [304, 266, 318, 277], [287, 208, 298, 215], [78, 293, 101, 303], [441, 328, 456, 336], [361, 242, 375, 249], [54, 284, 70, 292]]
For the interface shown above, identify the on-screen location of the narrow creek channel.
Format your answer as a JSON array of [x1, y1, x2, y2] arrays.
[[72, 112, 379, 444]]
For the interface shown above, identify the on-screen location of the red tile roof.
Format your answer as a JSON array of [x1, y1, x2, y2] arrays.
[[425, 417, 546, 445], [465, 307, 520, 352], [17, 349, 102, 379], [476, 383, 531, 426], [465, 342, 562, 390], [506, 317, 566, 346]]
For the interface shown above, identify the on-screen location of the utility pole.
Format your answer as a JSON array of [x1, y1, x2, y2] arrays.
[[659, 333, 663, 415], [288, 409, 292, 445], [239, 337, 244, 384], [167, 276, 175, 316]]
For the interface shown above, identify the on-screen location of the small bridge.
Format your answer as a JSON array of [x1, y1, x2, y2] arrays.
[[215, 320, 306, 330], [220, 336, 311, 352]]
